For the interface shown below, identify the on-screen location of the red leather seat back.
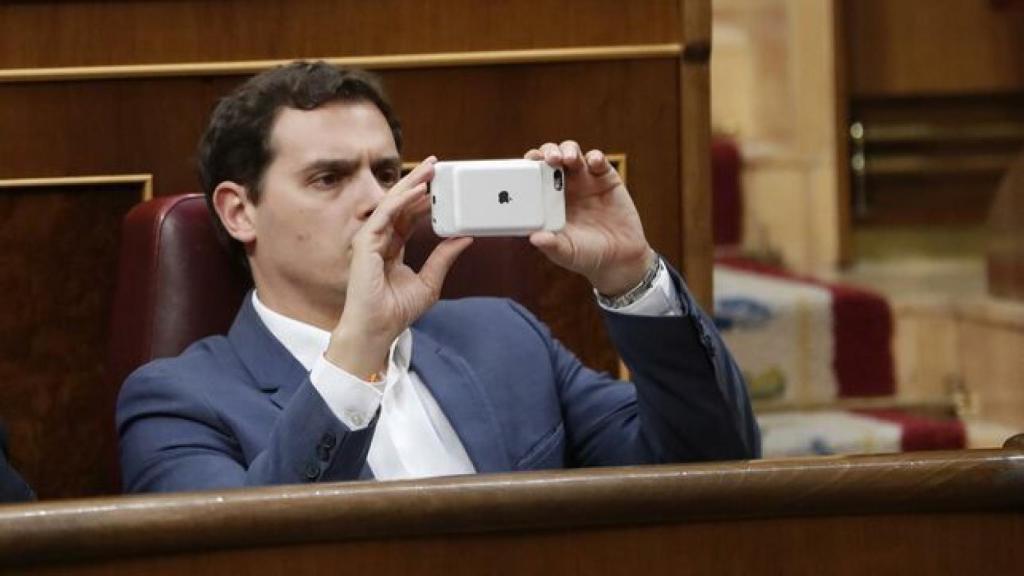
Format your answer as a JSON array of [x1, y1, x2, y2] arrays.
[[107, 194, 252, 390], [712, 137, 743, 247]]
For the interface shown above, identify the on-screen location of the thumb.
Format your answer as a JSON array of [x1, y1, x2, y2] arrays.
[[529, 230, 576, 269], [418, 236, 474, 295]]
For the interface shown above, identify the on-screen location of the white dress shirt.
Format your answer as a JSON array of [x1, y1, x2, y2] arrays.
[[252, 259, 682, 481]]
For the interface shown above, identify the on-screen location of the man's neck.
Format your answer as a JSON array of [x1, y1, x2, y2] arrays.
[[250, 283, 343, 333]]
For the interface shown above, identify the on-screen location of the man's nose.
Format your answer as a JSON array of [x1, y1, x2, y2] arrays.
[[355, 172, 388, 221]]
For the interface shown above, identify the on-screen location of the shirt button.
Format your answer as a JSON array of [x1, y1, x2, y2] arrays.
[[346, 411, 367, 428], [703, 333, 717, 356], [694, 318, 715, 356], [320, 432, 337, 449], [303, 461, 321, 481]]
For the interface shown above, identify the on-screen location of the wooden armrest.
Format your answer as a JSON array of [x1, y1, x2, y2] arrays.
[[1, 445, 1021, 567]]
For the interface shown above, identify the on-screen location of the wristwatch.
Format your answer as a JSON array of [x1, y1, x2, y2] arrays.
[[595, 255, 663, 309]]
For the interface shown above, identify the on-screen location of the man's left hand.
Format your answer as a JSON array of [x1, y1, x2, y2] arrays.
[[525, 141, 655, 297]]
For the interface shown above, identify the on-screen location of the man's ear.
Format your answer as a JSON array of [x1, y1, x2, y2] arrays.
[[211, 182, 257, 243]]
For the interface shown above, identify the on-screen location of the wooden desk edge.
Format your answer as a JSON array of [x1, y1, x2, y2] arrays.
[[1, 447, 1022, 567]]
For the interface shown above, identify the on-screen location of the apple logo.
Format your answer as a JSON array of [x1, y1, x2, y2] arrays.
[[498, 190, 512, 204]]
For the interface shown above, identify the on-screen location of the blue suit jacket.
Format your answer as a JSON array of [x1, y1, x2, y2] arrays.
[[118, 272, 760, 493]]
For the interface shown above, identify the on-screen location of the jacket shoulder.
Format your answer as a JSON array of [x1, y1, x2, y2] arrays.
[[117, 335, 245, 409]]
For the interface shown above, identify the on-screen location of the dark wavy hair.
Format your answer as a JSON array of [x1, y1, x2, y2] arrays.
[[197, 61, 402, 267]]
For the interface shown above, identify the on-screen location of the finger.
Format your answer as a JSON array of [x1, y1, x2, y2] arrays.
[[529, 230, 560, 250], [585, 149, 612, 176], [529, 230, 575, 268], [418, 236, 474, 293], [559, 140, 585, 171], [524, 148, 544, 161], [395, 192, 431, 239], [382, 193, 431, 262], [393, 155, 437, 193], [365, 181, 429, 235], [539, 142, 563, 166]]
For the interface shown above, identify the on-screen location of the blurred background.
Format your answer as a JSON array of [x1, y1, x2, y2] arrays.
[[708, 0, 1023, 456]]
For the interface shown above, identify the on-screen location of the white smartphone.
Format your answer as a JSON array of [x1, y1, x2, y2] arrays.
[[430, 159, 566, 237]]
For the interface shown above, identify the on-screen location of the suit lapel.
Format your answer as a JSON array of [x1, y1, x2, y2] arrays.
[[228, 294, 513, 474], [227, 292, 309, 409], [230, 294, 375, 478], [410, 329, 512, 474]]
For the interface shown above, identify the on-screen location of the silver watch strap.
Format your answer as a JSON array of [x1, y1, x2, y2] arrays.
[[595, 256, 663, 309]]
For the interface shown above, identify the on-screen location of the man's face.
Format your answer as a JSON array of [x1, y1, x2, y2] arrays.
[[247, 100, 401, 322]]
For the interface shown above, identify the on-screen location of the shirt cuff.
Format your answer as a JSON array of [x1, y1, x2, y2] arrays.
[[309, 355, 383, 430], [596, 259, 683, 317]]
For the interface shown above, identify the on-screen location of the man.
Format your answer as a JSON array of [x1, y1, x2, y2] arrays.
[[117, 61, 759, 492]]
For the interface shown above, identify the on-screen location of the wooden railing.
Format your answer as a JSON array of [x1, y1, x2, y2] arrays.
[[1, 438, 1021, 574]]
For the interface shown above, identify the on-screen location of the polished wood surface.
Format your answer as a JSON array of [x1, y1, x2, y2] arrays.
[[0, 0, 679, 69], [9, 514, 1018, 576], [0, 183, 143, 499], [0, 446, 1021, 571], [679, 0, 713, 307], [832, 1, 853, 266], [843, 0, 1024, 97], [0, 45, 682, 83]]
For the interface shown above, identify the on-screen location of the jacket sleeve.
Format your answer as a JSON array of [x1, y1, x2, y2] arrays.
[[606, 264, 761, 461], [508, 265, 760, 466], [117, 363, 375, 493]]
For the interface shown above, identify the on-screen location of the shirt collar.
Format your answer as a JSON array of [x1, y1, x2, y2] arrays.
[[251, 291, 412, 376]]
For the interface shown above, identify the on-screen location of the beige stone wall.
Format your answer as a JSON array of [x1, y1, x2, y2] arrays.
[[711, 0, 842, 273], [894, 296, 1024, 432]]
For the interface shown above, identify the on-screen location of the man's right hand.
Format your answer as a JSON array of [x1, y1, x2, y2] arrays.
[[325, 157, 473, 380]]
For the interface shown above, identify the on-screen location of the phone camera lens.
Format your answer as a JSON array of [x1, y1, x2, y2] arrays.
[[554, 169, 564, 191]]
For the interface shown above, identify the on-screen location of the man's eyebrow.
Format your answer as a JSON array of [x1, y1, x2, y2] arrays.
[[371, 156, 402, 170], [298, 158, 358, 177]]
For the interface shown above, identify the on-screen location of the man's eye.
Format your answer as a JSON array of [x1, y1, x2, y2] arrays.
[[312, 173, 340, 188], [376, 169, 400, 188]]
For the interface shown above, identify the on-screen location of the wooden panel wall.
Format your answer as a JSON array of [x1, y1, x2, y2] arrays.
[[0, 0, 679, 68], [844, 0, 1024, 97], [840, 0, 1024, 233], [0, 183, 144, 499], [0, 0, 708, 499]]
